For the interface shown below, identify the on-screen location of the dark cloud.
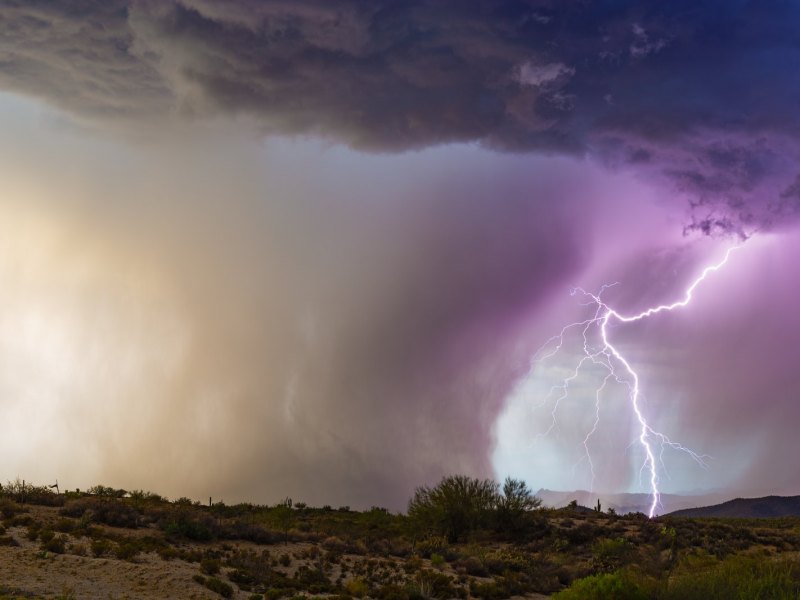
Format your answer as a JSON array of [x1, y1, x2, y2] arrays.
[[2, 0, 800, 231], [0, 0, 169, 118]]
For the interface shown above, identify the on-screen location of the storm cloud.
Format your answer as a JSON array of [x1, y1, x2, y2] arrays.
[[1, 2, 800, 508], [2, 0, 800, 231]]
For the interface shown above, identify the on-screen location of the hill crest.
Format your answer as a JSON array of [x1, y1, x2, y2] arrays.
[[666, 495, 800, 518]]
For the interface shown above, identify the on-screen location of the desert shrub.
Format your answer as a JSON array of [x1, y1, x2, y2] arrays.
[[374, 583, 408, 600], [54, 585, 77, 600], [81, 524, 105, 539], [201, 557, 221, 575], [225, 569, 261, 592], [204, 577, 234, 598], [495, 478, 542, 536], [220, 520, 278, 544], [39, 529, 55, 543], [53, 518, 75, 533], [409, 569, 464, 600], [0, 499, 22, 519], [129, 489, 163, 503], [178, 548, 204, 563], [161, 508, 215, 540], [563, 522, 600, 545], [61, 498, 139, 528], [470, 580, 507, 600], [415, 535, 448, 558], [322, 536, 347, 553], [226, 549, 295, 591], [26, 524, 40, 541], [91, 538, 113, 557], [553, 571, 651, 600], [114, 541, 141, 561], [87, 485, 127, 498], [0, 535, 18, 546], [1, 480, 63, 506], [458, 555, 488, 577], [293, 565, 335, 593], [346, 577, 369, 598], [42, 534, 67, 554], [591, 538, 636, 573], [662, 555, 800, 600], [488, 552, 527, 576], [430, 553, 445, 568], [157, 545, 179, 560], [408, 475, 499, 542], [5, 513, 32, 528], [94, 501, 139, 528], [389, 539, 413, 557]]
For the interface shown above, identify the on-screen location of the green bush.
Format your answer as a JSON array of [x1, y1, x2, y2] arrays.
[[408, 475, 498, 542], [553, 571, 651, 600], [662, 555, 800, 600], [430, 553, 445, 568], [495, 477, 541, 536], [345, 577, 369, 598], [591, 537, 636, 573], [204, 576, 234, 598], [161, 509, 215, 540]]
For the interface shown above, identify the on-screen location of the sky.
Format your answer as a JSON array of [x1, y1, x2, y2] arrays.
[[0, 0, 799, 511]]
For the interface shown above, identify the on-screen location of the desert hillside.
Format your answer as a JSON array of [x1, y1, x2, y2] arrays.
[[666, 495, 800, 519], [2, 478, 800, 599]]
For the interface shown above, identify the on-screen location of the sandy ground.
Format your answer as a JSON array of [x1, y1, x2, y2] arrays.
[[1, 528, 219, 599], [0, 507, 292, 600], [0, 506, 551, 599], [0, 532, 551, 599]]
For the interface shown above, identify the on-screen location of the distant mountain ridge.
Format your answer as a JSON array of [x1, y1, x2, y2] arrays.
[[536, 489, 731, 516], [666, 495, 800, 518]]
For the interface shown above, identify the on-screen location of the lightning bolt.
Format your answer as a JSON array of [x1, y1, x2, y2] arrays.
[[533, 243, 742, 517]]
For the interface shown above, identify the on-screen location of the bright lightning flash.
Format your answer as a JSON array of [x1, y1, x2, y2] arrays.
[[533, 244, 742, 517]]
